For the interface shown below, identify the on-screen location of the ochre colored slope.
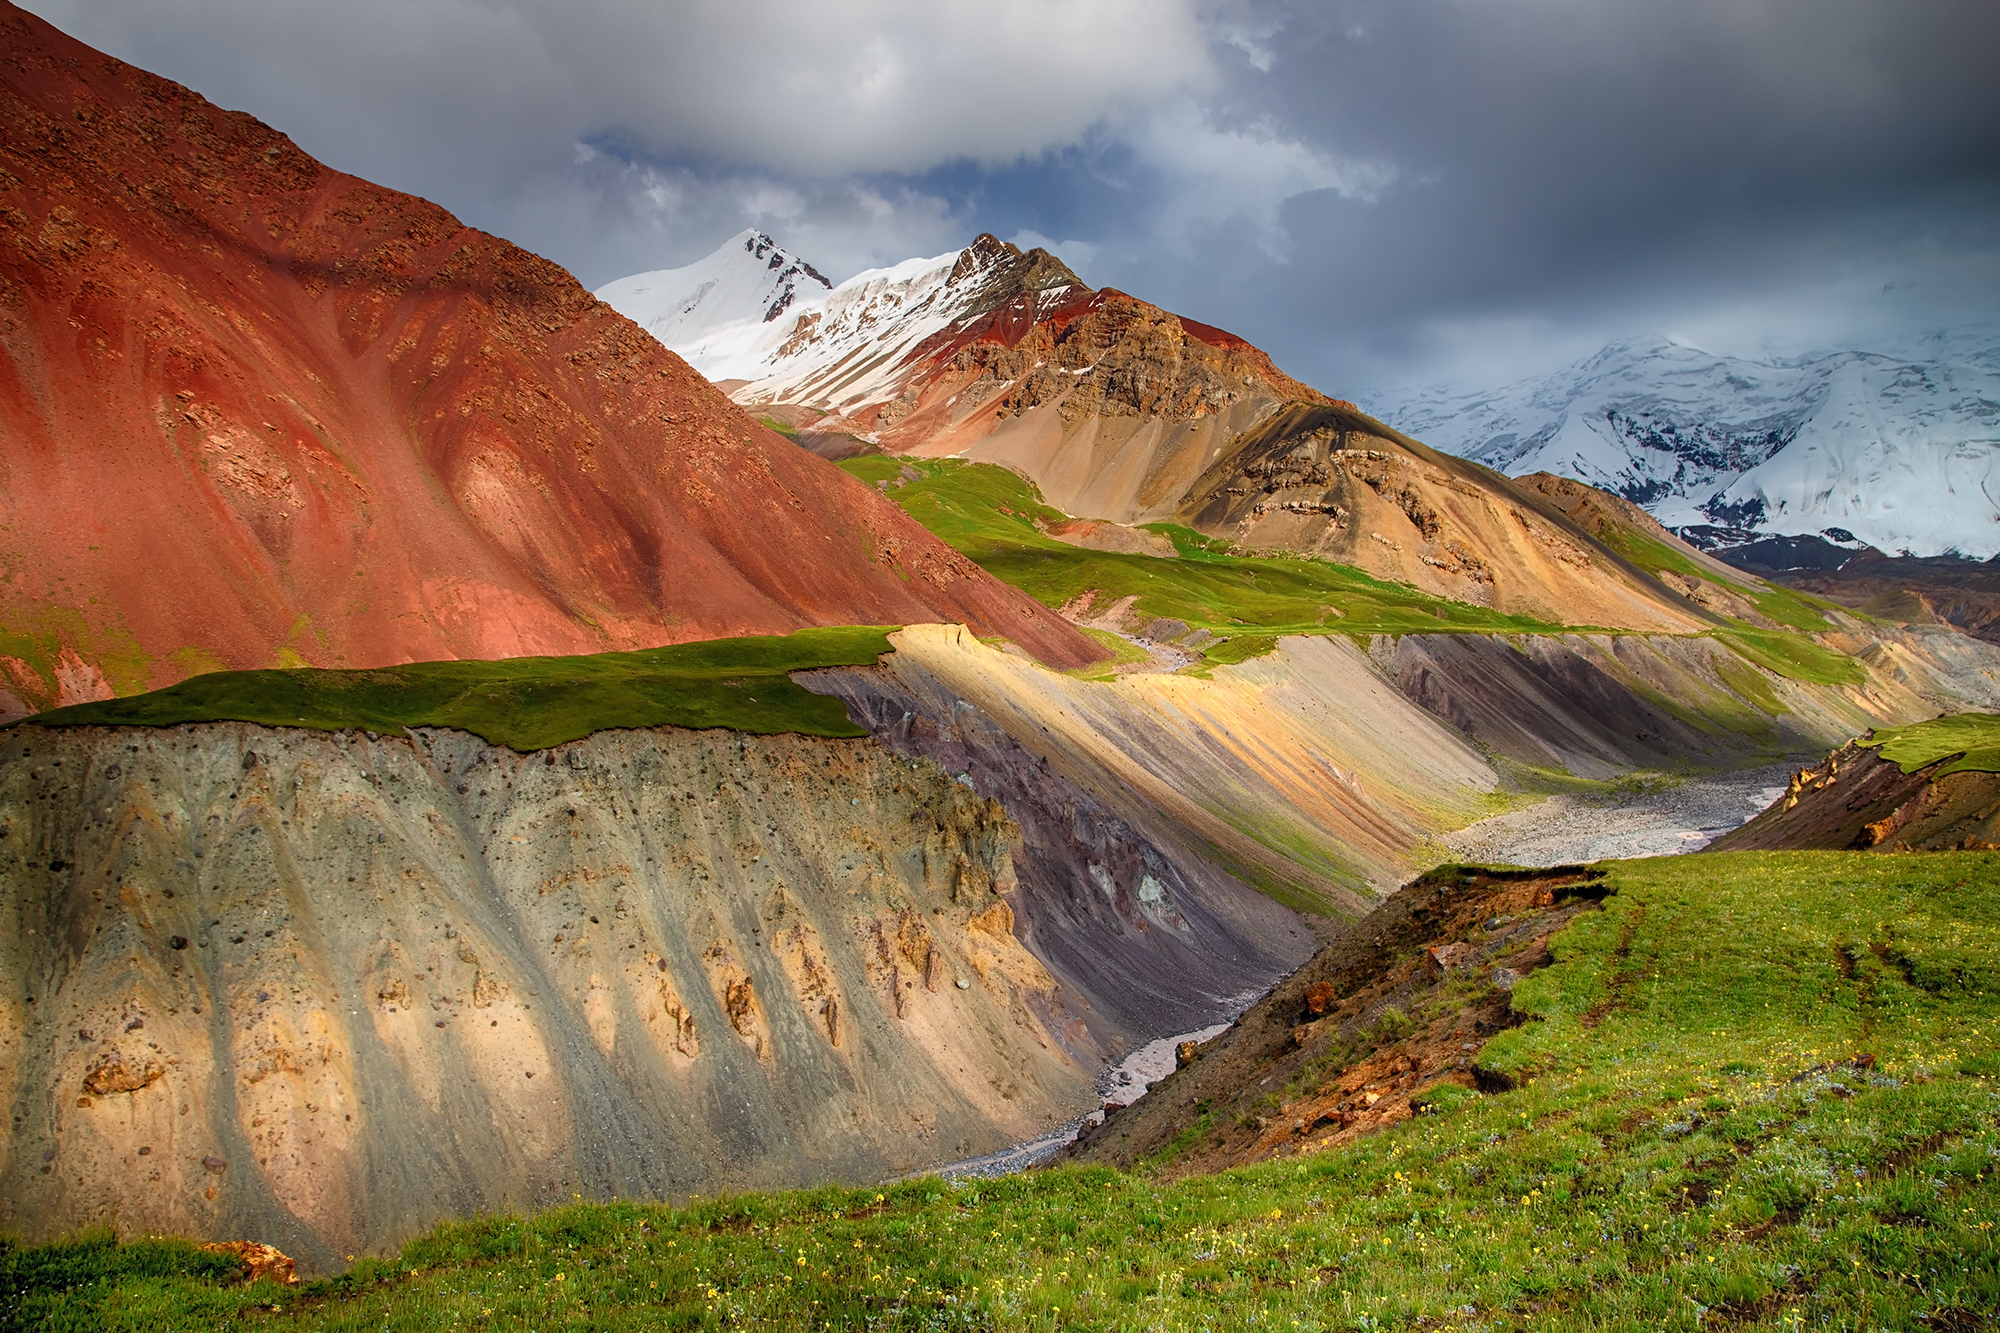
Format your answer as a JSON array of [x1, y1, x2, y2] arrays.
[[0, 4, 1095, 717], [1179, 403, 1716, 632]]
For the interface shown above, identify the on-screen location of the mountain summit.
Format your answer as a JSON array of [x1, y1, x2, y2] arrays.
[[0, 4, 1094, 716], [600, 232, 1329, 520]]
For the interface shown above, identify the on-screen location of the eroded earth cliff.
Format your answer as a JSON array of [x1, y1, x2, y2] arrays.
[[0, 722, 1104, 1269]]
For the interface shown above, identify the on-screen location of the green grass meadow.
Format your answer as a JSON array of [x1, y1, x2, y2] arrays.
[[12, 628, 894, 750], [1869, 712, 2000, 776], [839, 457, 1885, 690], [9, 851, 1995, 1330]]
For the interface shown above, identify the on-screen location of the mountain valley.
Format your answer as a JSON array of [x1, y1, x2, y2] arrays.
[[3, 3, 1999, 1325]]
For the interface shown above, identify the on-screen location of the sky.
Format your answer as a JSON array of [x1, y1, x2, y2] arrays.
[[22, 0, 2000, 399]]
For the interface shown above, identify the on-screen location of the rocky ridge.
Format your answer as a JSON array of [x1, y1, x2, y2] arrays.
[[1709, 739, 2000, 853]]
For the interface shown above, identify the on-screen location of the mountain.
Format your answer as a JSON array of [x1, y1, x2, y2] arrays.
[[604, 236, 1763, 632], [598, 232, 1330, 520], [0, 3, 1096, 720], [595, 230, 831, 381], [1375, 334, 2000, 558]]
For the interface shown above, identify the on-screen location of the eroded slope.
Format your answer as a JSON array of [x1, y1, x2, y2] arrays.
[[0, 722, 1097, 1268]]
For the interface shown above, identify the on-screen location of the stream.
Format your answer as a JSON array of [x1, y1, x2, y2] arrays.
[[924, 760, 1800, 1178]]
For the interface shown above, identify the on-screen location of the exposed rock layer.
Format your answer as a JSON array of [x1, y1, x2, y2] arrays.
[[1373, 622, 2000, 781], [1177, 405, 1726, 631], [1709, 741, 2000, 853], [0, 721, 1097, 1269], [0, 3, 1095, 718]]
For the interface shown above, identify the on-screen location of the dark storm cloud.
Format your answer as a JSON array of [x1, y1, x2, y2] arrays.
[[18, 0, 1998, 391], [1152, 0, 2000, 386]]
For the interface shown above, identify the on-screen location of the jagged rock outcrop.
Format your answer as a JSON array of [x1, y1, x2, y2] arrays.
[[0, 721, 1097, 1269], [1708, 739, 2000, 853], [0, 3, 1095, 719]]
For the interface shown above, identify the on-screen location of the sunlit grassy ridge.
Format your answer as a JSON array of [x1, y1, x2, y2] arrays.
[[14, 628, 894, 750], [1588, 525, 1845, 635], [840, 457, 1878, 690], [10, 851, 1995, 1330], [1869, 711, 2000, 776], [839, 457, 1584, 665]]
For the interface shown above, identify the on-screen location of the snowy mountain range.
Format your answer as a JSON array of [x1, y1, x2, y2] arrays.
[[1375, 333, 2000, 558]]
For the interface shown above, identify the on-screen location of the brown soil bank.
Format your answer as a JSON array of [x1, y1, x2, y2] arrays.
[[0, 723, 1104, 1270], [1709, 741, 2000, 853], [1068, 865, 1608, 1177]]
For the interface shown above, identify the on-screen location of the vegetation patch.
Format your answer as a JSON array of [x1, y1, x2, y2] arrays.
[[1593, 527, 1837, 631], [15, 851, 1996, 1330], [14, 628, 894, 750], [840, 457, 1588, 664], [1868, 711, 2000, 776], [1714, 627, 1866, 687], [1066, 628, 1151, 680]]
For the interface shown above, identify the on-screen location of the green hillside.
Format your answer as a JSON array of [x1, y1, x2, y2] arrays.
[[838, 457, 1877, 689], [10, 850, 1995, 1330], [839, 456, 1584, 665], [1869, 712, 2000, 776], [12, 628, 894, 750]]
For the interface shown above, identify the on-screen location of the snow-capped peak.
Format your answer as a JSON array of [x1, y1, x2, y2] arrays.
[[595, 229, 831, 380], [598, 231, 1086, 409]]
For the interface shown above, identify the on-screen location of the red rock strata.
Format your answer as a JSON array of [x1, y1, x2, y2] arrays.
[[0, 3, 1095, 715]]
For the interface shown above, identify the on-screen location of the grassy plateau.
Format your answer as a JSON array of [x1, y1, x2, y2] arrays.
[[1868, 712, 2000, 777], [839, 457, 1880, 690], [7, 850, 1995, 1330], [11, 628, 894, 750]]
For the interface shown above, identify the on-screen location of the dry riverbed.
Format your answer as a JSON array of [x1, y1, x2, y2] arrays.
[[1444, 760, 1799, 866]]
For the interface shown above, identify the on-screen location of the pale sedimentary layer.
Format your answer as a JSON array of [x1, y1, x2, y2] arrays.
[[811, 626, 1502, 915], [0, 723, 1095, 1269]]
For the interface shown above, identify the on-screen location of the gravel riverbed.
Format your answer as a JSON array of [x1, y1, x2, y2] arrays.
[[1444, 760, 1800, 866]]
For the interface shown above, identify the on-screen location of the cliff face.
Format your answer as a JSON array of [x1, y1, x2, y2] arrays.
[[0, 722, 1096, 1269], [1709, 740, 2000, 854], [0, 3, 1096, 717]]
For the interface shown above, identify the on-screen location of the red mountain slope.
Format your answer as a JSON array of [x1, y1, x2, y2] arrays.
[[0, 4, 1095, 718]]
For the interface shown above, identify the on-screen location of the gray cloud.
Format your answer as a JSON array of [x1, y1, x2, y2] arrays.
[[20, 0, 1998, 395], [1154, 0, 2000, 388]]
